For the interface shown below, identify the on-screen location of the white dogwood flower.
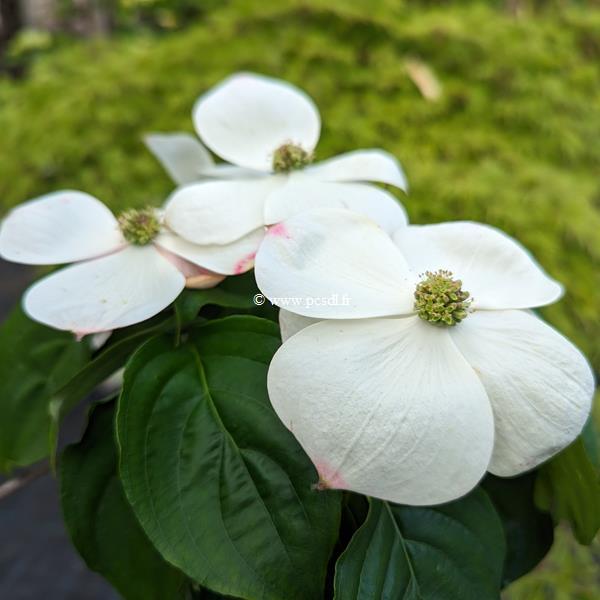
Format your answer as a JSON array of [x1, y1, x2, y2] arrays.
[[0, 191, 262, 335], [255, 209, 594, 506], [147, 72, 408, 245]]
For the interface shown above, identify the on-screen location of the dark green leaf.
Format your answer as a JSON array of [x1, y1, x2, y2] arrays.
[[117, 315, 341, 600], [535, 437, 600, 545], [340, 492, 370, 540], [48, 314, 175, 463], [326, 493, 370, 596], [61, 401, 186, 600], [174, 272, 276, 325], [0, 305, 89, 472], [191, 587, 237, 599], [334, 488, 506, 600], [175, 283, 255, 325], [581, 414, 600, 470], [483, 472, 553, 585]]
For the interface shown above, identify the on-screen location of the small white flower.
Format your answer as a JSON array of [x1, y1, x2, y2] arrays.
[[0, 191, 262, 334], [147, 72, 409, 247], [255, 208, 594, 506]]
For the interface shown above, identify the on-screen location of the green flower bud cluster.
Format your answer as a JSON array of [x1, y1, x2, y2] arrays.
[[272, 143, 313, 172], [414, 269, 472, 326], [118, 208, 161, 246]]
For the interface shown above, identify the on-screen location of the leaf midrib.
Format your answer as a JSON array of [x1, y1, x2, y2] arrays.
[[383, 501, 424, 600], [188, 344, 300, 599]]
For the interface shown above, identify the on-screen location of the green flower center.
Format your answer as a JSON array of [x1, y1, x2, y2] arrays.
[[414, 270, 472, 327], [118, 208, 161, 246], [272, 143, 314, 173]]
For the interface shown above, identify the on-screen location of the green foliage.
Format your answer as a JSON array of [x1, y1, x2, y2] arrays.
[[0, 268, 270, 474], [47, 311, 176, 465], [49, 272, 269, 464], [60, 401, 187, 600], [483, 473, 554, 586], [116, 316, 342, 599], [504, 392, 600, 597], [174, 270, 277, 325], [334, 490, 506, 599], [535, 437, 600, 545], [106, 0, 220, 33], [0, 0, 599, 369], [581, 398, 600, 469], [0, 306, 89, 472], [504, 524, 600, 600]]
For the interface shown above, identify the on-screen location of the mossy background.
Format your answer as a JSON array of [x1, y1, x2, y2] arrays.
[[0, 0, 598, 596]]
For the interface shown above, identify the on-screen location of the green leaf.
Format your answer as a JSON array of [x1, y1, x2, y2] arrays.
[[174, 272, 276, 325], [191, 587, 236, 599], [0, 305, 89, 472], [482, 472, 553, 585], [175, 281, 255, 325], [117, 315, 341, 600], [340, 492, 370, 541], [60, 401, 186, 600], [334, 488, 506, 600], [581, 411, 600, 470], [48, 314, 175, 463], [535, 437, 600, 545]]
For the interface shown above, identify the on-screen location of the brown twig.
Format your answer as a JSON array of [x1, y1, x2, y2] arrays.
[[0, 462, 50, 501]]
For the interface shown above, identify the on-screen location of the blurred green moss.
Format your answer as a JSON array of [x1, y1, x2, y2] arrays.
[[0, 0, 599, 374]]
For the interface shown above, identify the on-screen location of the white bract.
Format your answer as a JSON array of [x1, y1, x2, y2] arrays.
[[146, 72, 409, 249], [0, 191, 260, 335], [255, 208, 594, 506]]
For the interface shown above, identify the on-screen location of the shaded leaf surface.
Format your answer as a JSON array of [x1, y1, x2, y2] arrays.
[[175, 272, 277, 325], [581, 413, 600, 470], [60, 401, 186, 600], [0, 305, 89, 472], [535, 437, 600, 545], [48, 314, 175, 461], [483, 472, 553, 585], [334, 489, 506, 600]]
